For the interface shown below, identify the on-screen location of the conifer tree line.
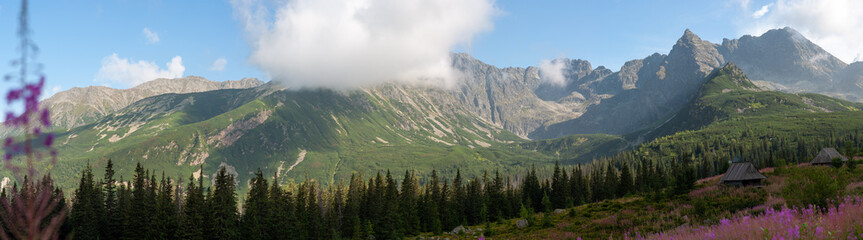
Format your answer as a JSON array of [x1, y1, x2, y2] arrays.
[[1, 131, 861, 239]]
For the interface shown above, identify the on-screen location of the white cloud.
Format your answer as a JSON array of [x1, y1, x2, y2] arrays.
[[142, 28, 160, 44], [41, 85, 63, 100], [231, 0, 497, 89], [211, 58, 228, 71], [752, 4, 771, 18], [95, 54, 185, 87], [739, 0, 863, 63], [538, 58, 568, 86]]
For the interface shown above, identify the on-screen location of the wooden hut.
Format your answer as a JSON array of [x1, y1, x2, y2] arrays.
[[810, 148, 848, 166], [719, 162, 766, 186]]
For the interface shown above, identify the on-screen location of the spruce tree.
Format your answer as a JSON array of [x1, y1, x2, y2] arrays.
[[209, 166, 239, 240], [550, 161, 569, 209], [102, 160, 122, 239], [241, 169, 270, 239], [522, 165, 542, 212], [154, 173, 178, 239], [126, 163, 154, 239], [399, 170, 420, 235], [305, 182, 323, 240], [70, 164, 104, 239], [618, 163, 634, 197], [181, 175, 205, 240], [604, 163, 619, 198]]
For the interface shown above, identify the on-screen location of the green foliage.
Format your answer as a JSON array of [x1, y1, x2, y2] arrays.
[[518, 134, 628, 164], [69, 164, 104, 239], [832, 157, 845, 168], [209, 166, 239, 239], [782, 167, 849, 209]]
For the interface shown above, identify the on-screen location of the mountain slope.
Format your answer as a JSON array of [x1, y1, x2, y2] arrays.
[[40, 76, 263, 131], [48, 82, 553, 190], [642, 62, 863, 141]]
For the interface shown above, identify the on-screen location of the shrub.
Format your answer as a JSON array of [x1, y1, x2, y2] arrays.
[[782, 167, 846, 209], [847, 159, 858, 170], [831, 157, 844, 168]]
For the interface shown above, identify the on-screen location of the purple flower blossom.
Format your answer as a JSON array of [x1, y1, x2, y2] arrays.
[[40, 108, 50, 126], [6, 89, 21, 102], [43, 133, 54, 147]]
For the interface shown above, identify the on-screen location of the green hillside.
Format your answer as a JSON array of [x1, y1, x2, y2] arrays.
[[517, 134, 628, 164], [41, 84, 553, 192]]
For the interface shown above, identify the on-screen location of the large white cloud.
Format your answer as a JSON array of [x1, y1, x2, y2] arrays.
[[95, 54, 185, 87], [231, 0, 497, 89], [739, 0, 863, 63]]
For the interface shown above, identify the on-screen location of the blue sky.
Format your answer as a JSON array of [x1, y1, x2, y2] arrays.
[[1, 0, 861, 107]]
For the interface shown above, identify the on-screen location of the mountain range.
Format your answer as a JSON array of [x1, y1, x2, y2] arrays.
[[11, 27, 863, 191]]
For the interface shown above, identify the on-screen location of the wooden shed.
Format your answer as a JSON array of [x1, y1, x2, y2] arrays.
[[810, 148, 848, 166], [719, 162, 766, 186]]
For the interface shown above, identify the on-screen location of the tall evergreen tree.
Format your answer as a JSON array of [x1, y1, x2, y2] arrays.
[[522, 165, 542, 212], [126, 163, 154, 240], [241, 169, 270, 240], [154, 173, 178, 239], [208, 166, 239, 240], [618, 163, 634, 197], [181, 175, 205, 240], [102, 159, 122, 239], [399, 170, 420, 235], [69, 164, 104, 239], [550, 161, 569, 209]]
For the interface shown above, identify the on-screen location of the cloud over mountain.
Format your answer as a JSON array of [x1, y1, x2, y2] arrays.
[[231, 0, 497, 89], [94, 54, 185, 87]]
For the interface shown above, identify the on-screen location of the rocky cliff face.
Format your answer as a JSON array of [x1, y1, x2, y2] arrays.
[[41, 76, 263, 130], [528, 29, 726, 138]]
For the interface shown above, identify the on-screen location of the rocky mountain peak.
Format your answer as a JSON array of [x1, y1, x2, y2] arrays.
[[680, 29, 701, 43], [718, 26, 847, 91], [669, 29, 725, 77]]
